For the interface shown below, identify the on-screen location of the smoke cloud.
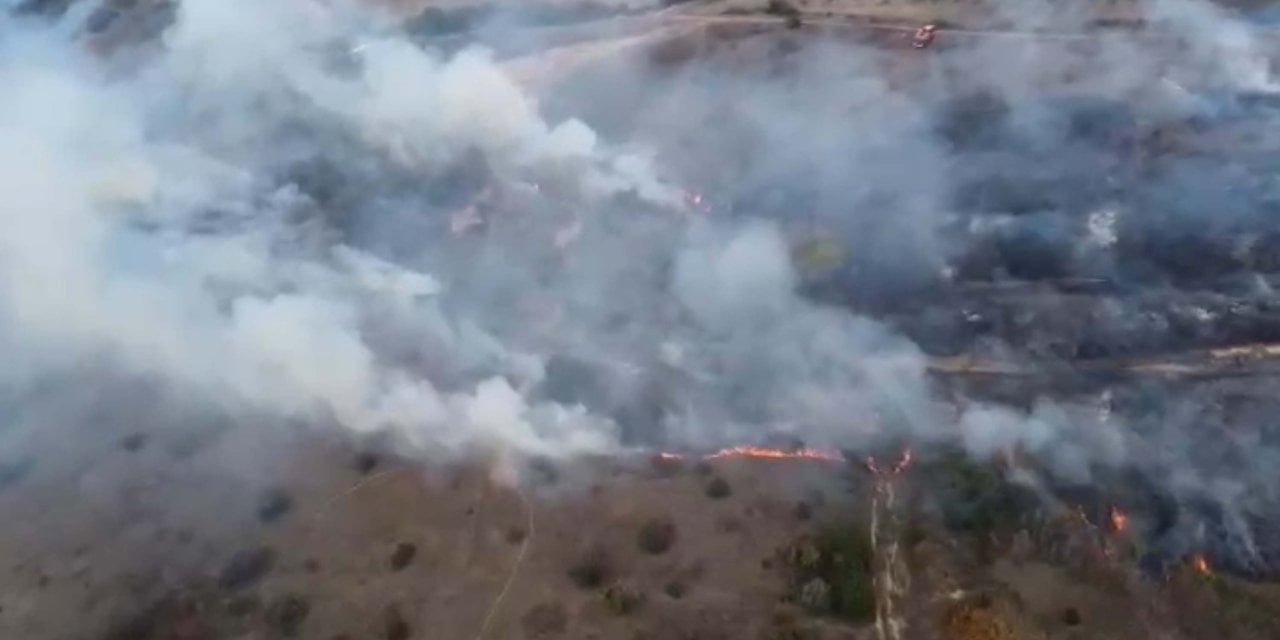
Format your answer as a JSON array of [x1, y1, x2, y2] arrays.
[[0, 0, 681, 469]]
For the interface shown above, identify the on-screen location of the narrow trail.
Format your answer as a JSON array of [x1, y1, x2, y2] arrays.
[[867, 452, 912, 640]]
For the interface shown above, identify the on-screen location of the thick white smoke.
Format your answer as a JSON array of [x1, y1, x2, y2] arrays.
[[0, 0, 931, 479], [0, 0, 699, 467]]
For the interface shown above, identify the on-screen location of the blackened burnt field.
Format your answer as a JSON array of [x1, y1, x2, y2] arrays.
[[547, 24, 1280, 577], [556, 26, 1280, 363]]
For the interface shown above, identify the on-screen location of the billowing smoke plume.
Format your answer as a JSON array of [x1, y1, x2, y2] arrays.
[[0, 0, 689, 469]]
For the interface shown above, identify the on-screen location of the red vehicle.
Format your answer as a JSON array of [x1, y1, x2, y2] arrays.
[[912, 23, 938, 49]]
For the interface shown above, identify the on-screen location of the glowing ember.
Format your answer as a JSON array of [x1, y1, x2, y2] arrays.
[[1109, 506, 1129, 533], [1191, 553, 1211, 576]]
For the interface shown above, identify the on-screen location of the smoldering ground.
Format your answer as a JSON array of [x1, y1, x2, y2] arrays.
[[3, 0, 1280, 581]]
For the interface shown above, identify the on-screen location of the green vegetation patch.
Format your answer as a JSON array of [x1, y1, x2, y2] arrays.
[[933, 452, 1038, 534], [783, 522, 875, 623]]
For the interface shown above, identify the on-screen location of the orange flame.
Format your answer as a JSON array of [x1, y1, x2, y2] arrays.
[[1110, 506, 1129, 533], [1191, 553, 1211, 576], [656, 445, 846, 463], [657, 445, 918, 467], [707, 445, 844, 462]]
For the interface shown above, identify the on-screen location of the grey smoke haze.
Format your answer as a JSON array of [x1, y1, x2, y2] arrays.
[[3, 0, 1280, 575], [0, 0, 679, 467], [525, 0, 1280, 571]]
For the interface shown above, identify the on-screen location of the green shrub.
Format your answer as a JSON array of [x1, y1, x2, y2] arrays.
[[765, 0, 800, 17], [567, 547, 612, 589], [935, 452, 1037, 533], [602, 583, 645, 615], [705, 476, 732, 499], [637, 518, 677, 555]]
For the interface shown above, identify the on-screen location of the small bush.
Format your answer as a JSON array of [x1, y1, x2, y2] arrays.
[[256, 488, 294, 524], [705, 476, 732, 499], [765, 0, 800, 17], [389, 542, 417, 571], [663, 580, 687, 599], [637, 518, 678, 555], [505, 526, 528, 544], [602, 583, 645, 615], [567, 547, 612, 589], [1062, 607, 1082, 626], [794, 501, 813, 522], [353, 452, 379, 475]]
